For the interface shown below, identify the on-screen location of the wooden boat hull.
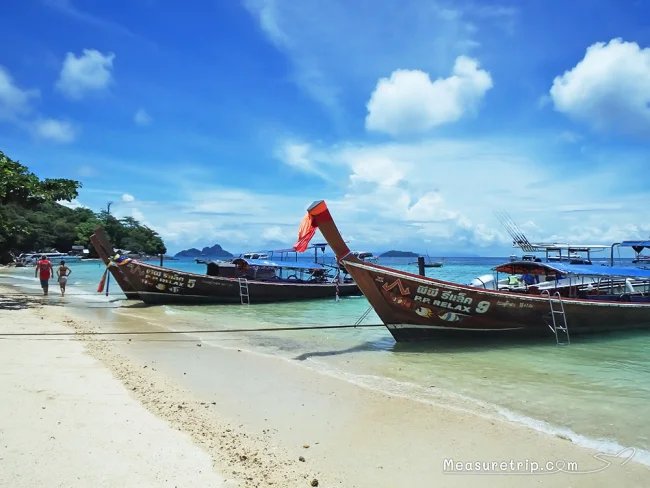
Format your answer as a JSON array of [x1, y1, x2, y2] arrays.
[[90, 227, 360, 304], [305, 200, 650, 342]]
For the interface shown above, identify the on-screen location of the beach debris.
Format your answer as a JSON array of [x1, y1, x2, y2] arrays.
[[298, 456, 305, 462], [302, 444, 310, 449], [310, 479, 319, 486]]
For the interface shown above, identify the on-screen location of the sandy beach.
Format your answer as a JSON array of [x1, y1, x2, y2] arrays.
[[1, 277, 649, 487]]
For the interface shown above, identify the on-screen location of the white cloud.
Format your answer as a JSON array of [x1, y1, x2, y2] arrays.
[[550, 38, 650, 136], [558, 131, 582, 144], [0, 66, 39, 120], [405, 192, 458, 222], [347, 153, 405, 187], [276, 141, 334, 180], [261, 225, 289, 243], [121, 193, 135, 202], [56, 49, 115, 99], [134, 108, 152, 126], [77, 136, 650, 256], [32, 118, 76, 143], [279, 142, 314, 171], [243, 1, 480, 119], [58, 199, 85, 209], [130, 208, 146, 223], [366, 56, 493, 136]]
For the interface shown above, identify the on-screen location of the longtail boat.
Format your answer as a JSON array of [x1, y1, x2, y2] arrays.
[[300, 200, 650, 342], [90, 227, 360, 304]]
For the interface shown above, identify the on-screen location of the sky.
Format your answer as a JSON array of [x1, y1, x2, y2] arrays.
[[2, 0, 650, 256]]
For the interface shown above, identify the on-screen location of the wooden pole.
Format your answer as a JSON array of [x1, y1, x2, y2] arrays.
[[417, 256, 426, 276]]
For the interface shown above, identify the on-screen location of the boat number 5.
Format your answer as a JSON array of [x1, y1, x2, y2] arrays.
[[475, 301, 490, 314]]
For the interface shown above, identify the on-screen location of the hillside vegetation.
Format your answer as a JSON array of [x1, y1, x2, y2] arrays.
[[0, 150, 166, 264]]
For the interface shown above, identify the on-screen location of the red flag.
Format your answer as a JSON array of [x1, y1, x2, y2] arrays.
[[293, 212, 316, 252], [97, 269, 108, 293]]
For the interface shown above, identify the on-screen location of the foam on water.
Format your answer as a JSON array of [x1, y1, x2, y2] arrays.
[[498, 408, 650, 466], [306, 356, 650, 467]]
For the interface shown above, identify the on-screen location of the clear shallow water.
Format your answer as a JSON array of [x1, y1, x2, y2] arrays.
[[2, 256, 649, 464]]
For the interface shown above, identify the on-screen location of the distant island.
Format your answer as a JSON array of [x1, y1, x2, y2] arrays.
[[175, 244, 234, 258], [379, 250, 419, 258]]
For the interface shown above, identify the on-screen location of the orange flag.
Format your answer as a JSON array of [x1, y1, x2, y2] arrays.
[[293, 213, 316, 252], [97, 269, 108, 293]]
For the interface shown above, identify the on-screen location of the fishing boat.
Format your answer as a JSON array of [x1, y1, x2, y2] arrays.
[[13, 251, 84, 267], [90, 227, 360, 304], [352, 251, 378, 262], [499, 213, 609, 264], [423, 257, 443, 268], [298, 200, 650, 343]]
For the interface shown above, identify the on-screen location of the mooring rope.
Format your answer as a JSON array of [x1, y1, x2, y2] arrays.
[[0, 323, 384, 337]]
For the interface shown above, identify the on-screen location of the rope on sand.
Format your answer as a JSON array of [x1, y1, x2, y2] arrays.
[[0, 323, 385, 337]]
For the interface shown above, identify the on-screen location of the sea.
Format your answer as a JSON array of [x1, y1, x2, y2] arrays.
[[2, 255, 649, 465]]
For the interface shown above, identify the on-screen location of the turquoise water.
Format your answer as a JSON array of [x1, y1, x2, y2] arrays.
[[2, 256, 649, 465]]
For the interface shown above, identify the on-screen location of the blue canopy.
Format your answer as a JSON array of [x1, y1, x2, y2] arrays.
[[619, 241, 650, 249], [495, 260, 650, 279]]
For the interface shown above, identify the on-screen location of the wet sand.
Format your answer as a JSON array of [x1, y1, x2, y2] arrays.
[[1, 279, 649, 487]]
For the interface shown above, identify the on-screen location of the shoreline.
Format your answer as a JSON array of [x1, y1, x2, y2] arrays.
[[1, 277, 649, 487]]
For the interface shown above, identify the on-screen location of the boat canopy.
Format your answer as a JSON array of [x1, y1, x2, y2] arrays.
[[619, 241, 650, 253], [536, 244, 609, 251], [232, 257, 327, 271], [241, 242, 328, 258], [494, 260, 650, 279]]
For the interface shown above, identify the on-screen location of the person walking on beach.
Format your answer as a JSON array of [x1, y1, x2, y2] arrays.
[[35, 255, 54, 296], [57, 260, 72, 296]]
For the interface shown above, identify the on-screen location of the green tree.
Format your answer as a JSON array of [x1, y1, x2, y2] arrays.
[[0, 150, 167, 263], [0, 151, 80, 205]]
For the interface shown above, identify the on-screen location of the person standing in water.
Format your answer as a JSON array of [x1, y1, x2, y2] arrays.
[[35, 255, 54, 295], [57, 260, 72, 296]]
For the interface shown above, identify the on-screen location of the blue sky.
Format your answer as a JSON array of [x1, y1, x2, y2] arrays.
[[2, 0, 650, 256]]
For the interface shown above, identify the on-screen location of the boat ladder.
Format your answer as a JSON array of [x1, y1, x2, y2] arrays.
[[542, 290, 570, 345], [238, 278, 250, 305]]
